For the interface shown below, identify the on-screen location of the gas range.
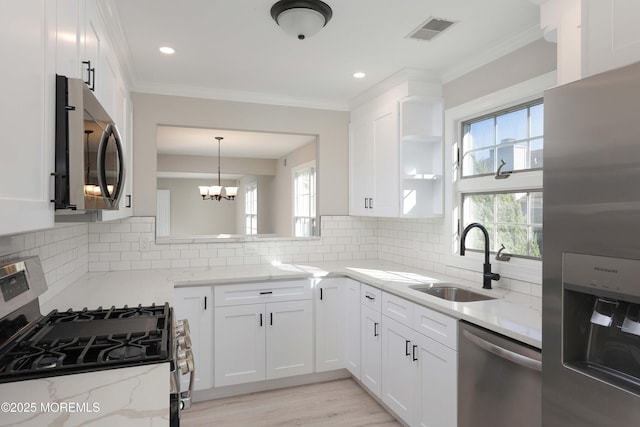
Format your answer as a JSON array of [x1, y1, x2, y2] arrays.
[[0, 303, 172, 383], [0, 257, 193, 426]]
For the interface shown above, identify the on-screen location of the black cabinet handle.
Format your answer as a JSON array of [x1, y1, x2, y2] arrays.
[[125, 195, 131, 208], [82, 61, 95, 91], [260, 313, 263, 326], [365, 295, 375, 301], [412, 345, 418, 361], [374, 322, 379, 337], [204, 296, 207, 310], [89, 67, 95, 91], [270, 312, 273, 326], [260, 291, 273, 295], [364, 198, 369, 209], [320, 288, 323, 300], [82, 60, 91, 86], [405, 340, 411, 356]]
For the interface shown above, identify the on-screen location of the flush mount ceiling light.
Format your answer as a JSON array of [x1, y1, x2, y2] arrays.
[[199, 137, 238, 201], [159, 46, 175, 54], [270, 0, 333, 40]]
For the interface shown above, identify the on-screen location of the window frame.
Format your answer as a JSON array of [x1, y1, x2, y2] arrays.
[[292, 161, 317, 238], [244, 181, 257, 235], [443, 72, 556, 285]]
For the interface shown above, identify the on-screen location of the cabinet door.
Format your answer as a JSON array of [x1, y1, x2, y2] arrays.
[[349, 120, 374, 216], [345, 279, 361, 379], [315, 278, 346, 372], [372, 109, 399, 217], [173, 286, 213, 391], [56, 0, 82, 78], [266, 300, 313, 380], [360, 305, 382, 397], [0, 0, 55, 236], [83, 0, 103, 97], [214, 303, 266, 387], [413, 332, 457, 427], [381, 316, 415, 425]]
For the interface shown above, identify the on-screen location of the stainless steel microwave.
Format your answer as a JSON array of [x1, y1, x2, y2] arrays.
[[54, 75, 125, 212]]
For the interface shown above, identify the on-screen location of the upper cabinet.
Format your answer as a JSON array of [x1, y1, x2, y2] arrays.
[[0, 0, 56, 236], [582, 0, 640, 77], [349, 76, 443, 218]]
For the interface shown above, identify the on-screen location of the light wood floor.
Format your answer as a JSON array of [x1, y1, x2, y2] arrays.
[[181, 378, 401, 427]]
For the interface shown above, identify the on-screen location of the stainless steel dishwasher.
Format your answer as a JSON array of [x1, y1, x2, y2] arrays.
[[458, 321, 541, 427]]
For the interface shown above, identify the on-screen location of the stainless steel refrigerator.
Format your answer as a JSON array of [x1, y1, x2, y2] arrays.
[[543, 60, 640, 426]]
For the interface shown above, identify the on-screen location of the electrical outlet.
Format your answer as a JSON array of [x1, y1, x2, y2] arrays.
[[139, 237, 150, 251]]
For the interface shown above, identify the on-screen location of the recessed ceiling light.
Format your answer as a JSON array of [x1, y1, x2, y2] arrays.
[[159, 46, 175, 55], [353, 72, 366, 79]]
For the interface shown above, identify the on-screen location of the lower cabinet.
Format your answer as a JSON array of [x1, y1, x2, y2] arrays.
[[214, 299, 313, 387], [361, 304, 382, 398], [173, 286, 214, 391], [345, 279, 361, 378], [380, 305, 458, 427], [315, 277, 346, 372]]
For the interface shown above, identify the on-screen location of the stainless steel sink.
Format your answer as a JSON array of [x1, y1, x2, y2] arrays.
[[409, 284, 496, 302]]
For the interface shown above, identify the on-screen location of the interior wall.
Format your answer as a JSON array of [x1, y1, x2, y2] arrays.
[[273, 141, 317, 236], [156, 178, 237, 236], [133, 93, 349, 218], [443, 39, 557, 109], [157, 154, 277, 176]]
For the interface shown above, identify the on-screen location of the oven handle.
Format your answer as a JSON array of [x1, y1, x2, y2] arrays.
[[462, 329, 542, 372]]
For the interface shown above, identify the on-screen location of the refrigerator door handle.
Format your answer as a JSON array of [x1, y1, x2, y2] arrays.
[[462, 329, 541, 372]]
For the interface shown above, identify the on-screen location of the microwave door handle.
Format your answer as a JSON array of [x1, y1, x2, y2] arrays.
[[95, 124, 110, 201], [96, 124, 126, 207]]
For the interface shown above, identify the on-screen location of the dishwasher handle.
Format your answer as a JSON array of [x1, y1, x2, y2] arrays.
[[462, 329, 542, 372]]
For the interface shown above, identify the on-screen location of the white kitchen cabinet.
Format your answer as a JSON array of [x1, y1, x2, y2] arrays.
[[83, 0, 104, 99], [315, 277, 346, 372], [215, 303, 266, 387], [360, 304, 382, 398], [349, 103, 399, 217], [0, 0, 56, 236], [56, 0, 83, 78], [266, 300, 313, 379], [173, 286, 214, 391], [381, 316, 415, 425], [583, 0, 640, 78], [344, 279, 361, 378], [413, 331, 457, 427], [215, 300, 313, 387], [399, 96, 443, 218], [214, 280, 313, 387], [379, 292, 458, 427], [349, 78, 442, 219]]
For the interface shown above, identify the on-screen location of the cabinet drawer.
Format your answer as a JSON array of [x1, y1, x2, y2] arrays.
[[214, 279, 312, 307], [381, 292, 414, 327], [413, 304, 457, 350], [361, 284, 382, 311]]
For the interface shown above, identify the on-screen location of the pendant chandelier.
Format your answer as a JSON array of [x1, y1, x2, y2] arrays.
[[199, 137, 238, 201]]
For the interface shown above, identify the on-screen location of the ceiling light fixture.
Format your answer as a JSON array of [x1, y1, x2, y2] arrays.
[[353, 72, 366, 79], [270, 0, 333, 40], [159, 46, 175, 54], [199, 137, 238, 201]]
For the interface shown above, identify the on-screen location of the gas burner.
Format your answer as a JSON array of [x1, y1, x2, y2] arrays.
[[106, 345, 145, 361], [34, 355, 62, 369]]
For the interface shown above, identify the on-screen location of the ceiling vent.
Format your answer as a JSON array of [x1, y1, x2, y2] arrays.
[[407, 17, 455, 41]]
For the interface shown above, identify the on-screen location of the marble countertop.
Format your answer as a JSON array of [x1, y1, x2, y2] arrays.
[[41, 260, 541, 349]]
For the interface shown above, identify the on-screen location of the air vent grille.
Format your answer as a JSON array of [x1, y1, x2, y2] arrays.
[[408, 17, 455, 41]]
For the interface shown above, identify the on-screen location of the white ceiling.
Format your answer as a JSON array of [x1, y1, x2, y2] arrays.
[[108, 0, 542, 159], [109, 0, 542, 111], [156, 126, 316, 158]]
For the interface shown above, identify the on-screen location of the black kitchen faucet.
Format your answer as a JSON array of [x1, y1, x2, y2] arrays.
[[460, 223, 500, 289]]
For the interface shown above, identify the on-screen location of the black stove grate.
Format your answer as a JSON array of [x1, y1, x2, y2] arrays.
[[0, 303, 172, 383]]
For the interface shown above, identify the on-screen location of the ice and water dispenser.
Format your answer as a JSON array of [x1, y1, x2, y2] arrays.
[[563, 253, 640, 394]]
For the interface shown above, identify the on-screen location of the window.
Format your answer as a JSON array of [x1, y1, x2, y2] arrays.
[[245, 182, 257, 235], [458, 99, 544, 260], [461, 100, 543, 177], [293, 165, 316, 237]]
